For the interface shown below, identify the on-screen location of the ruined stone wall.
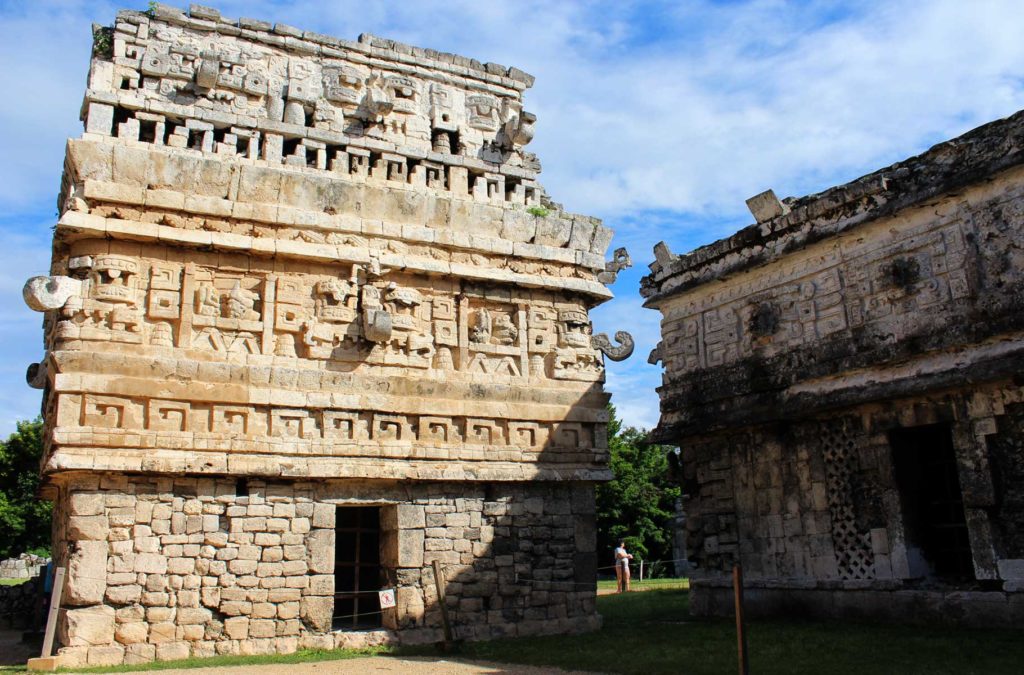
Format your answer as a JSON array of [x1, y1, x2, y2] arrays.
[[644, 118, 1024, 440], [987, 403, 1024, 564], [645, 111, 1024, 625], [52, 474, 597, 668], [676, 381, 1024, 625]]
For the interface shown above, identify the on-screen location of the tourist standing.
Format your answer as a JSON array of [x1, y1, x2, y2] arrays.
[[614, 540, 634, 592]]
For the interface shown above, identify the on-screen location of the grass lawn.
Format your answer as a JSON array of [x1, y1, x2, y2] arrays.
[[0, 578, 31, 586], [596, 577, 690, 592], [3, 590, 1021, 674], [407, 589, 1024, 675]]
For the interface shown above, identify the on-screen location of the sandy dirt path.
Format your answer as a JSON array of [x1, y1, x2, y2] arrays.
[[112, 655, 602, 675]]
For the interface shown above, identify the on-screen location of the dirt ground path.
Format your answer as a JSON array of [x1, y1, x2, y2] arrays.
[[0, 628, 39, 667], [114, 656, 601, 675]]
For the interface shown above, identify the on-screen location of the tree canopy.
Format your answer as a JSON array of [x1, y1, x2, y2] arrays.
[[0, 418, 51, 559], [595, 406, 680, 574]]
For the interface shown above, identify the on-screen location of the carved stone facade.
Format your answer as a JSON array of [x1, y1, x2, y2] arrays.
[[643, 112, 1024, 626], [25, 5, 632, 667]]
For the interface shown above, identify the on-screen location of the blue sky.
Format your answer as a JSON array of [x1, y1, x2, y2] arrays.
[[2, 0, 1024, 434]]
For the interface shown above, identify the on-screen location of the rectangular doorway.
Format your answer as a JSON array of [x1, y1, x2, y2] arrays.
[[889, 424, 974, 580], [333, 506, 382, 629]]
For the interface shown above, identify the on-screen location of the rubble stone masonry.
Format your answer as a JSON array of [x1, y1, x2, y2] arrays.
[[25, 4, 630, 666]]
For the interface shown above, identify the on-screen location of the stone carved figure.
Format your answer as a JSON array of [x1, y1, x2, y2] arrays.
[[492, 312, 519, 346], [500, 101, 536, 148], [470, 308, 492, 343], [552, 308, 600, 379], [362, 73, 394, 120], [591, 331, 635, 362], [225, 281, 259, 321], [466, 95, 499, 131], [597, 248, 633, 285], [361, 284, 392, 343], [195, 284, 220, 317], [23, 276, 83, 312], [322, 65, 364, 107], [314, 278, 357, 323]]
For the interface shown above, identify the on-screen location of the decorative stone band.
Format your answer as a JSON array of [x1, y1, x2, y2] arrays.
[[643, 110, 1024, 301], [60, 138, 612, 277], [54, 210, 610, 300], [136, 5, 535, 90], [44, 444, 612, 482], [51, 391, 606, 453], [82, 100, 543, 195]]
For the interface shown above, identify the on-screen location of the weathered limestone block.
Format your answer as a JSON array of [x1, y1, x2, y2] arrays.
[[65, 540, 108, 606], [69, 493, 105, 516], [383, 528, 425, 568], [124, 643, 157, 665], [305, 530, 335, 574], [299, 596, 333, 632], [61, 605, 116, 646], [88, 645, 127, 666], [310, 503, 335, 528], [68, 515, 110, 541], [134, 553, 168, 574], [223, 616, 249, 640], [115, 622, 148, 645], [396, 586, 425, 626], [105, 584, 142, 605], [156, 642, 191, 662]]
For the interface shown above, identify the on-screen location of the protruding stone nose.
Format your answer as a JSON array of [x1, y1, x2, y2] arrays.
[[22, 275, 83, 312]]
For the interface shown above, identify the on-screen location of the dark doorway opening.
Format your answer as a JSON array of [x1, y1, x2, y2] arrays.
[[889, 424, 974, 580], [333, 506, 383, 630]]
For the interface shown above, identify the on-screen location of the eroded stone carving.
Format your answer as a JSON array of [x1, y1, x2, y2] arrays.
[[591, 331, 635, 362], [597, 247, 632, 285], [23, 276, 83, 312]]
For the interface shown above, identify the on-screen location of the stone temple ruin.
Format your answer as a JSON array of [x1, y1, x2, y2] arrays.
[[23, 4, 633, 666], [643, 112, 1024, 625]]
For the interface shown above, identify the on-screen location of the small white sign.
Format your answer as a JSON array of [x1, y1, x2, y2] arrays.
[[378, 588, 396, 609]]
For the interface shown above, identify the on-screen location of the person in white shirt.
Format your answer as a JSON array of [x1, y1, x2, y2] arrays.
[[614, 541, 634, 592]]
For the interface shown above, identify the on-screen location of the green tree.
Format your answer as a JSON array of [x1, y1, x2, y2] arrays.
[[596, 406, 680, 574], [0, 418, 51, 559]]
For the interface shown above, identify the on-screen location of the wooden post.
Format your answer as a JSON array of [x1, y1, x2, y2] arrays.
[[431, 560, 454, 646], [41, 566, 65, 658], [639, 559, 644, 583], [26, 566, 66, 671], [733, 564, 749, 675]]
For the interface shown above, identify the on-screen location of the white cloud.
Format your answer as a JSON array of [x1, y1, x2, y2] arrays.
[[0, 1, 1023, 432]]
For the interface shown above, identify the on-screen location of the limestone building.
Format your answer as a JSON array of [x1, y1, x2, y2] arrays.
[[643, 112, 1024, 625], [23, 4, 633, 666]]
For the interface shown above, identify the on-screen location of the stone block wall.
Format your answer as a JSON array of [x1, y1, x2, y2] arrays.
[[51, 474, 598, 667], [0, 553, 49, 580], [987, 402, 1024, 564], [679, 382, 1024, 625]]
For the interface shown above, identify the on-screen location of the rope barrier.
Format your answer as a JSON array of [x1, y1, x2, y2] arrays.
[[597, 556, 692, 572]]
